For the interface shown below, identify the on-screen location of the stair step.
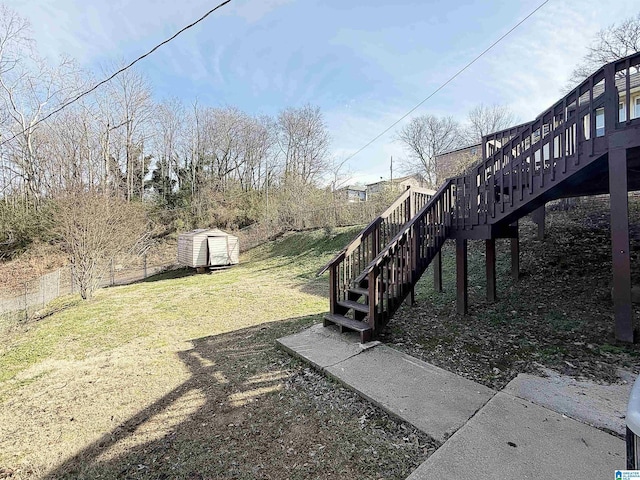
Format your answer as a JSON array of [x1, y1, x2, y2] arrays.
[[349, 287, 369, 297], [338, 299, 369, 313], [324, 313, 372, 333]]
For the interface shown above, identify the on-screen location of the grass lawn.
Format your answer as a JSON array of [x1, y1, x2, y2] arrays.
[[0, 227, 436, 479]]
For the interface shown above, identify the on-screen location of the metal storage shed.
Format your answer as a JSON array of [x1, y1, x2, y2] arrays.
[[177, 228, 239, 268]]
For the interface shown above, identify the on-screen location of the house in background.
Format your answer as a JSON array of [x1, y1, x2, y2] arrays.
[[435, 143, 482, 182], [335, 185, 367, 202], [365, 173, 428, 196]]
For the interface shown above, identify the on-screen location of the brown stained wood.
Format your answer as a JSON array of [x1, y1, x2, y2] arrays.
[[349, 286, 369, 297], [433, 250, 443, 293], [511, 234, 520, 282], [531, 205, 546, 240], [456, 238, 468, 315], [324, 52, 640, 342], [486, 239, 496, 303], [323, 313, 372, 333], [329, 265, 337, 314], [609, 147, 634, 343], [368, 268, 378, 333], [338, 299, 369, 314]]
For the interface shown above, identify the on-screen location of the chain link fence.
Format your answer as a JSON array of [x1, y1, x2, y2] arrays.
[[0, 255, 175, 323]]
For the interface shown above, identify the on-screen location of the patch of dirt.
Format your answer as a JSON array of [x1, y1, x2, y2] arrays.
[[381, 197, 640, 390], [0, 242, 67, 295]]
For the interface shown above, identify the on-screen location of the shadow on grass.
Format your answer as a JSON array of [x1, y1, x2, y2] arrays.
[[42, 315, 317, 480], [139, 267, 197, 283], [41, 314, 426, 480]]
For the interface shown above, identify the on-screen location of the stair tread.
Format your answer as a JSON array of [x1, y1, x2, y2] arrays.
[[349, 287, 369, 296], [338, 299, 369, 313], [324, 313, 371, 332]]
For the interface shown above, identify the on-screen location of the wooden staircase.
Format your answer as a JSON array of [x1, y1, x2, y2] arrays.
[[322, 52, 640, 342], [318, 186, 435, 341]]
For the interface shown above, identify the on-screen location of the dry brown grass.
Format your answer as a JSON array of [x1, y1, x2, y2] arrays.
[[0, 227, 436, 479]]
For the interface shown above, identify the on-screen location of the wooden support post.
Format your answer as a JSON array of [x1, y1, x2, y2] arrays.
[[532, 204, 546, 240], [486, 238, 496, 303], [328, 265, 338, 317], [367, 267, 378, 339], [609, 148, 634, 343], [433, 250, 443, 292], [456, 238, 468, 315], [511, 236, 520, 282]]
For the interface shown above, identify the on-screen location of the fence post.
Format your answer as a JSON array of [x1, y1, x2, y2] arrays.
[[143, 254, 147, 279], [110, 259, 115, 286], [24, 282, 27, 322], [41, 275, 45, 308]]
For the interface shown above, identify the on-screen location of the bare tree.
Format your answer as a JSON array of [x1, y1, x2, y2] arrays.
[[567, 12, 640, 88], [105, 66, 153, 201], [396, 115, 460, 188], [0, 5, 81, 206], [55, 190, 148, 299], [276, 104, 330, 185], [464, 104, 517, 145], [150, 97, 185, 203]]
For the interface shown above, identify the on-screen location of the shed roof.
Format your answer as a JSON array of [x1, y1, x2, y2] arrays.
[[180, 228, 237, 238]]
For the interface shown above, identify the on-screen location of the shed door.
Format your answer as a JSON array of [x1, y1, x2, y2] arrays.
[[207, 236, 230, 266]]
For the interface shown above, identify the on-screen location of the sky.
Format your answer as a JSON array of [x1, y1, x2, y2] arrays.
[[3, 0, 640, 185]]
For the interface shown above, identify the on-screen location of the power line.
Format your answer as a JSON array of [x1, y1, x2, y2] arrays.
[[343, 0, 550, 163], [0, 0, 232, 148]]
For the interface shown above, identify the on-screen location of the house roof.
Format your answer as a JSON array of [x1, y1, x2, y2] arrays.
[[365, 174, 424, 187], [437, 143, 481, 157]]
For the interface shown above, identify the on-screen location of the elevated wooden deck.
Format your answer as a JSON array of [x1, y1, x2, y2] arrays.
[[322, 52, 640, 343]]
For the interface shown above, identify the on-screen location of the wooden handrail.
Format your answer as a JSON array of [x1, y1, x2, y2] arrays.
[[316, 186, 429, 276], [359, 179, 453, 279], [323, 52, 640, 340]]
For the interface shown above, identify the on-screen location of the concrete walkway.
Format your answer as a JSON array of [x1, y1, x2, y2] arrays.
[[277, 323, 627, 479]]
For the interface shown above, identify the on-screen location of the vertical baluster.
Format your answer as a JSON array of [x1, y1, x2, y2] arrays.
[[518, 140, 524, 202], [550, 111, 556, 182], [490, 157, 496, 219], [500, 149, 505, 213], [562, 98, 567, 174], [574, 87, 582, 165], [529, 126, 534, 195], [539, 119, 545, 190], [626, 59, 631, 125], [589, 76, 594, 157], [368, 266, 378, 334], [509, 141, 515, 207], [384, 260, 389, 314]]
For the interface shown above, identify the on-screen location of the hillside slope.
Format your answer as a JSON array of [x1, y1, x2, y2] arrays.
[[384, 198, 640, 389], [0, 226, 437, 480]]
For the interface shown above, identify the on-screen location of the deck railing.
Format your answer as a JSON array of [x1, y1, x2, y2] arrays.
[[359, 181, 454, 331], [318, 186, 434, 314], [324, 52, 640, 339], [455, 51, 640, 229]]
